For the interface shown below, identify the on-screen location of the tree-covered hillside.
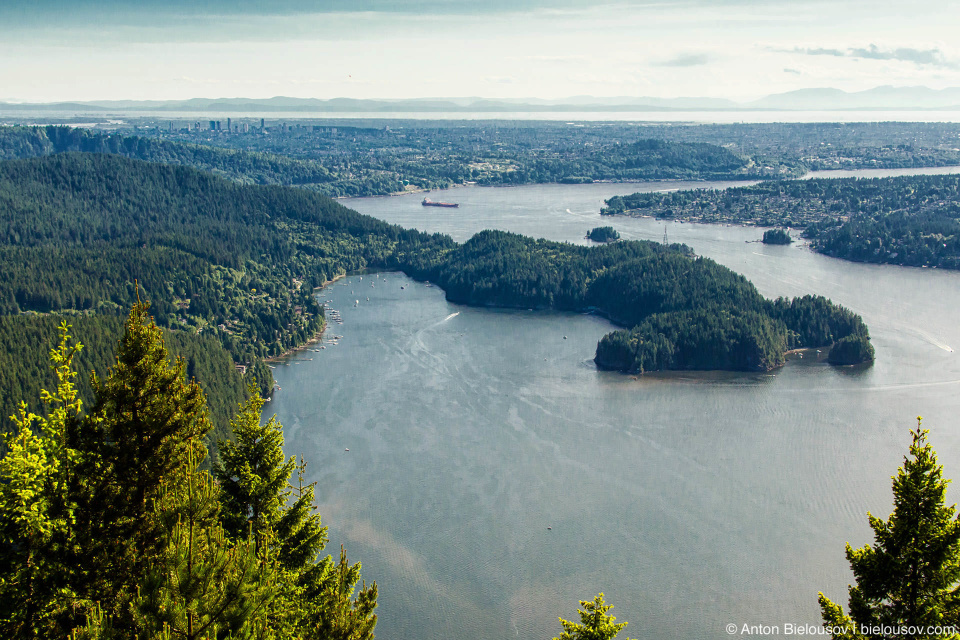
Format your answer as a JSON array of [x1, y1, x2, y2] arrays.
[[0, 124, 768, 197], [601, 173, 960, 269], [0, 150, 872, 439], [0, 124, 398, 196], [0, 314, 247, 450], [0, 153, 448, 444]]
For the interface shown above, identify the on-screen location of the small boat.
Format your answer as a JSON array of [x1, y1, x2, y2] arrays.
[[422, 198, 459, 208]]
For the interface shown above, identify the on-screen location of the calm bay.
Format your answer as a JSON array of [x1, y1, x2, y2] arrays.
[[269, 173, 960, 640]]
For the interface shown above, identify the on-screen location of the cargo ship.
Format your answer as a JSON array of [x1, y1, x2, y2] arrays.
[[422, 198, 459, 208]]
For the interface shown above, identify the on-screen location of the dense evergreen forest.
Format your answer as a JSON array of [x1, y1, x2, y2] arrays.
[[398, 230, 873, 372], [0, 124, 776, 197], [0, 314, 248, 449], [0, 151, 873, 439], [602, 173, 960, 269], [0, 306, 378, 638], [0, 153, 448, 446]]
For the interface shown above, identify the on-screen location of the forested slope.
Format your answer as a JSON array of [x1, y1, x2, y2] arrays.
[[0, 124, 385, 195], [0, 314, 246, 448], [0, 125, 763, 197], [0, 151, 872, 438], [0, 153, 447, 444], [602, 173, 960, 269]]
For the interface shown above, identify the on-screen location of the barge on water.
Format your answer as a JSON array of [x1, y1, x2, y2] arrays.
[[422, 198, 459, 208]]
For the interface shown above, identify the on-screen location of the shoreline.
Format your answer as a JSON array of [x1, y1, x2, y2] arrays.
[[264, 272, 347, 363], [264, 326, 326, 363]]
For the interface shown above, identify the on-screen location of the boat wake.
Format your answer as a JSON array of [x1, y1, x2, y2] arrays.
[[913, 328, 954, 352]]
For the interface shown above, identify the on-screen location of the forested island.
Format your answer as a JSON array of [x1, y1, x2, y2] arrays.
[[588, 226, 621, 242], [0, 151, 874, 436], [601, 173, 960, 269], [762, 229, 793, 245]]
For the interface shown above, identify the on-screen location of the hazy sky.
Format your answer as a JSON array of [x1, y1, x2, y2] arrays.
[[1, 0, 957, 102]]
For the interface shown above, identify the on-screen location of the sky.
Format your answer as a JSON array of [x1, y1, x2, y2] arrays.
[[1, 0, 958, 102]]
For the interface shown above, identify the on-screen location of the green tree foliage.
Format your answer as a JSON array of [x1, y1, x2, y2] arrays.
[[766, 295, 871, 350], [828, 334, 876, 365], [0, 152, 421, 359], [215, 392, 378, 639], [0, 314, 247, 455], [587, 227, 621, 243], [216, 393, 302, 551], [819, 418, 960, 639], [0, 304, 376, 639], [0, 325, 83, 638], [762, 229, 793, 245], [128, 443, 272, 640], [74, 302, 213, 615], [406, 230, 871, 372], [553, 593, 634, 640]]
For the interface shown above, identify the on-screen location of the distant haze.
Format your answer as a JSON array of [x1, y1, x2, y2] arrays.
[[5, 87, 960, 113], [1, 0, 958, 102]]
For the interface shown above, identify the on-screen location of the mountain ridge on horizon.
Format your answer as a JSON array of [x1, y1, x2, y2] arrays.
[[3, 86, 960, 112]]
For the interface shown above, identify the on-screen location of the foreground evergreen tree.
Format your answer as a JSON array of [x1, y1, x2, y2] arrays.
[[72, 302, 213, 627], [0, 302, 377, 638], [0, 325, 84, 638], [553, 593, 634, 640], [130, 443, 273, 639], [216, 392, 378, 639], [819, 418, 960, 639]]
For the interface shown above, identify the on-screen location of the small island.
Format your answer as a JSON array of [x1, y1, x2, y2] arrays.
[[762, 229, 793, 245], [587, 226, 621, 243]]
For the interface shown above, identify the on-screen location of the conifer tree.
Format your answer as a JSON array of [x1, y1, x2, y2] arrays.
[[819, 418, 960, 639], [0, 324, 84, 638], [129, 441, 274, 640], [74, 301, 213, 613], [215, 391, 377, 638], [553, 593, 634, 640], [2, 302, 378, 639], [302, 546, 378, 640], [216, 392, 298, 550]]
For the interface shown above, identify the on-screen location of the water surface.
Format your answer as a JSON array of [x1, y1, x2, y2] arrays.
[[270, 178, 960, 640]]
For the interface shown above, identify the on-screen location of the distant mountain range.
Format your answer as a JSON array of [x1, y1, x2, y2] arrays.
[[3, 86, 960, 113]]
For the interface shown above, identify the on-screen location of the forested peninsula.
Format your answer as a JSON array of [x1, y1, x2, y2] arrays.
[[402, 230, 873, 372], [602, 173, 960, 269], [0, 152, 872, 436]]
